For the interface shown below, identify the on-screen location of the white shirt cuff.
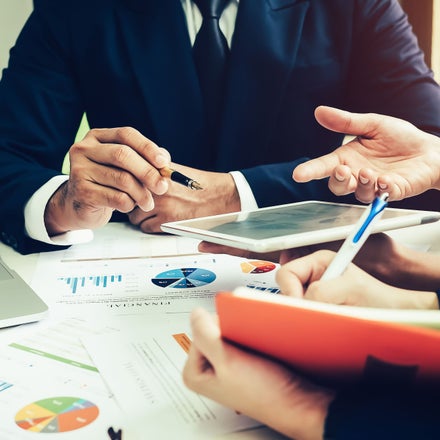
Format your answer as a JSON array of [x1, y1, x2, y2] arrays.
[[229, 171, 258, 211], [24, 175, 94, 246]]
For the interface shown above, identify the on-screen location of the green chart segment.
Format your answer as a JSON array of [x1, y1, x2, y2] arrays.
[[15, 396, 99, 433], [151, 267, 216, 288]]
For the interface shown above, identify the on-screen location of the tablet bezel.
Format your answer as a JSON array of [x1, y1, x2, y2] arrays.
[[160, 201, 440, 253]]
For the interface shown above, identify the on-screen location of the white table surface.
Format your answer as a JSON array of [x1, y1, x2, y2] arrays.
[[0, 219, 439, 440]]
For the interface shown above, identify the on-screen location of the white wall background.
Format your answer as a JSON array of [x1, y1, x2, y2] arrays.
[[0, 0, 33, 78]]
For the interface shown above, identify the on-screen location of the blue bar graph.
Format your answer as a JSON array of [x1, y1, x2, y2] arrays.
[[58, 274, 123, 294]]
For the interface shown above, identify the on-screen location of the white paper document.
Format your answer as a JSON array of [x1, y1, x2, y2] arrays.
[[0, 317, 122, 439], [32, 250, 279, 318], [16, 224, 279, 438], [83, 317, 261, 439]]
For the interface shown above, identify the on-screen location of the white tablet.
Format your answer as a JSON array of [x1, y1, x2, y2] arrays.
[[161, 200, 440, 253]]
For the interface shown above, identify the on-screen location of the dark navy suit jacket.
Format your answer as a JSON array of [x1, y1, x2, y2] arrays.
[[1, 0, 440, 253]]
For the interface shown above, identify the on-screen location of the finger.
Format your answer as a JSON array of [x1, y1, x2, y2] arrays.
[[127, 206, 156, 226], [377, 175, 405, 200], [198, 241, 252, 258], [70, 159, 155, 212], [72, 184, 136, 214], [189, 308, 223, 365], [304, 277, 348, 304], [129, 215, 163, 234], [89, 127, 171, 167], [327, 165, 358, 195], [314, 105, 383, 137], [354, 168, 378, 203], [84, 128, 170, 194], [183, 341, 214, 390], [276, 250, 336, 297], [292, 154, 341, 183], [138, 215, 162, 233], [67, 167, 149, 214]]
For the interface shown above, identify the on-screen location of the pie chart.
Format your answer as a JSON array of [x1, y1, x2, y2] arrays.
[[151, 267, 216, 288], [240, 260, 276, 274], [15, 396, 99, 433]]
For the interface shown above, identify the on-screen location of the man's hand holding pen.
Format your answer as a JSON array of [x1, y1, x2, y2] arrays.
[[44, 126, 240, 237], [45, 127, 171, 237]]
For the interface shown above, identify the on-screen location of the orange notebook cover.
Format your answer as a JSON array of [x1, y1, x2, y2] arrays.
[[216, 287, 440, 386]]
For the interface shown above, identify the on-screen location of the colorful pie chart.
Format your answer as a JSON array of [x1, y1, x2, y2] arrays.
[[240, 260, 276, 274], [151, 267, 216, 288], [15, 396, 99, 433]]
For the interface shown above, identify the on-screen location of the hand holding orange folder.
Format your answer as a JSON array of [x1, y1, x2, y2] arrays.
[[216, 287, 440, 387]]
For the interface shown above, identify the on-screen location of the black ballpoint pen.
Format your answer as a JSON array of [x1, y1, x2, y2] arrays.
[[159, 166, 203, 190]]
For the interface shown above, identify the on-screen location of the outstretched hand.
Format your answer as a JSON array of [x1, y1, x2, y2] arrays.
[[293, 106, 440, 203]]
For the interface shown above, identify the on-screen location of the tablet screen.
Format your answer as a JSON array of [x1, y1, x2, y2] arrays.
[[207, 203, 371, 239]]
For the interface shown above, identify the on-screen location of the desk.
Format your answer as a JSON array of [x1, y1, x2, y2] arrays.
[[0, 220, 439, 440], [2, 220, 439, 286], [0, 223, 289, 440]]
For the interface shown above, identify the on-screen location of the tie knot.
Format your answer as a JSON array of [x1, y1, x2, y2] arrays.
[[193, 0, 230, 19]]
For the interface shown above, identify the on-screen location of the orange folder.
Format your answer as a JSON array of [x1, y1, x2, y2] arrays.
[[216, 287, 440, 387]]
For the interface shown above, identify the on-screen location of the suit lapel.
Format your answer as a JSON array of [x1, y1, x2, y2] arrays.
[[217, 0, 310, 170], [119, 0, 310, 170], [118, 0, 205, 165]]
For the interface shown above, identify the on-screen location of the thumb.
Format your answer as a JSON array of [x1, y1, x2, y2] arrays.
[[314, 105, 382, 137], [189, 308, 223, 364], [276, 250, 337, 297]]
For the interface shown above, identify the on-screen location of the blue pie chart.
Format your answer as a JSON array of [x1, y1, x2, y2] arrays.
[[151, 268, 216, 288]]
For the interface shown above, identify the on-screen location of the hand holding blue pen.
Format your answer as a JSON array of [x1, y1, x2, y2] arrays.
[[320, 193, 389, 281]]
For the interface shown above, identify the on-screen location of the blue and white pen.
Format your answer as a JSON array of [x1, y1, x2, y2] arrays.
[[320, 192, 389, 280]]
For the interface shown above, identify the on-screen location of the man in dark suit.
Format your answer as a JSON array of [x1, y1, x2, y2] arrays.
[[1, 0, 440, 254]]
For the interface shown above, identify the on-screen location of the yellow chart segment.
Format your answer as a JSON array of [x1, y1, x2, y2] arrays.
[[16, 402, 55, 421]]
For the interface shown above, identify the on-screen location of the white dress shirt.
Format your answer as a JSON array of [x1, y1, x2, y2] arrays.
[[24, 0, 257, 246]]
